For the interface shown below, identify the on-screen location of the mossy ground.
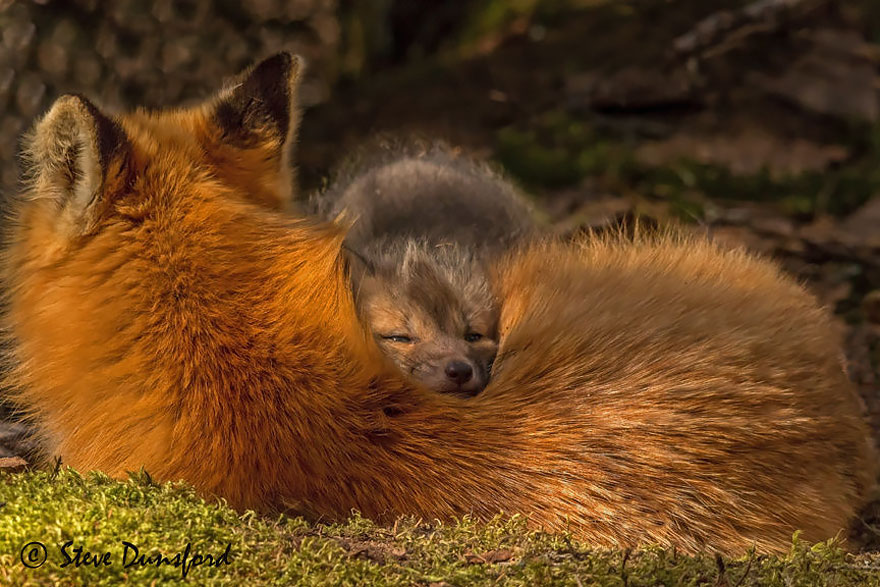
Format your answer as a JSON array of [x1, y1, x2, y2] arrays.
[[0, 470, 878, 586]]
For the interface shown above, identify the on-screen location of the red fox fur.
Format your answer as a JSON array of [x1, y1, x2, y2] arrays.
[[1, 53, 875, 555]]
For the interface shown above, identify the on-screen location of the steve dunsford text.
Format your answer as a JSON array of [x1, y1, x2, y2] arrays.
[[60, 540, 232, 578]]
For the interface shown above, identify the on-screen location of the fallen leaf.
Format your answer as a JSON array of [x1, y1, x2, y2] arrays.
[[0, 456, 28, 473]]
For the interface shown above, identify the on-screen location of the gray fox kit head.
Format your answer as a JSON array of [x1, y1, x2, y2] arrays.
[[350, 240, 498, 397]]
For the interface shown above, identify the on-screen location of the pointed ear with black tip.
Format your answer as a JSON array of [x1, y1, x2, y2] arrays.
[[25, 94, 130, 236], [208, 52, 304, 211]]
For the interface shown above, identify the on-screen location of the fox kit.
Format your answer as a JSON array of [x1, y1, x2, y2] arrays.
[[2, 53, 875, 555], [313, 145, 537, 396], [350, 239, 497, 396]]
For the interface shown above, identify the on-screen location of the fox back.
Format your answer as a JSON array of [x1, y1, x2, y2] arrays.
[[2, 53, 875, 555]]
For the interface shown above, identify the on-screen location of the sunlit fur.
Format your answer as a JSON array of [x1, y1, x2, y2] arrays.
[[1, 54, 875, 555]]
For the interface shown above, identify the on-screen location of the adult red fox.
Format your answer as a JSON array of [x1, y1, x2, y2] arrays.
[[1, 53, 874, 555]]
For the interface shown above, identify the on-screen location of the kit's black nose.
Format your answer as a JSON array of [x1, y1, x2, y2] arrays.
[[444, 361, 473, 384]]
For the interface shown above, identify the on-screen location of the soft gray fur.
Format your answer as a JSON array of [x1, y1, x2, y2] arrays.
[[312, 142, 538, 253]]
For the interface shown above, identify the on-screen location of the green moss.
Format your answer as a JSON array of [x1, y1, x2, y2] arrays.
[[496, 111, 638, 189], [459, 0, 540, 43], [495, 111, 880, 219], [1, 469, 878, 585], [497, 127, 584, 188]]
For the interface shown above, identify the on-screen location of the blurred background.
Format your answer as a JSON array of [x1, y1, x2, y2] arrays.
[[0, 0, 879, 533]]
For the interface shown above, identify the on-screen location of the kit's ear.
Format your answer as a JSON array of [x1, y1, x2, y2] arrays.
[[345, 246, 377, 286], [25, 93, 130, 235], [207, 52, 305, 211]]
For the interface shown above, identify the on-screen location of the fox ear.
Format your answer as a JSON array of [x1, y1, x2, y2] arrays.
[[26, 94, 129, 234], [346, 247, 383, 305], [214, 52, 303, 145], [345, 246, 377, 282], [209, 53, 304, 210]]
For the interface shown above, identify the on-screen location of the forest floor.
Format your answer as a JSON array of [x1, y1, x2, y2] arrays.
[[1, 470, 879, 585]]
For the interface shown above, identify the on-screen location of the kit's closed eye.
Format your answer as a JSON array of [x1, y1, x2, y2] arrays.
[[465, 332, 484, 343], [382, 334, 415, 344]]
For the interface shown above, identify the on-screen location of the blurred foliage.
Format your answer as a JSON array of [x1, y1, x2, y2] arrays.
[[497, 110, 880, 219], [3, 0, 880, 215], [0, 0, 339, 189]]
